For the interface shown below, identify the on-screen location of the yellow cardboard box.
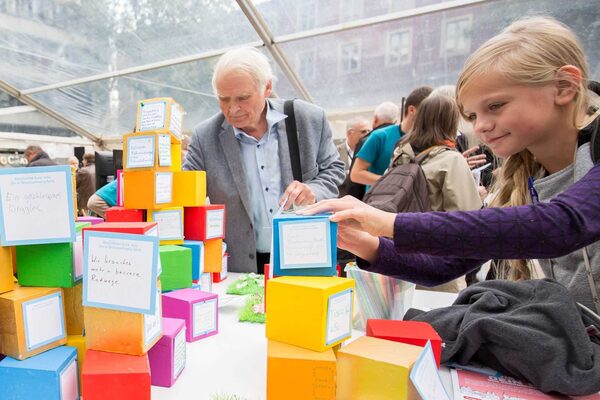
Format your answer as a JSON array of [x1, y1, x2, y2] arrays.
[[123, 170, 173, 209], [122, 131, 178, 172], [0, 245, 14, 294], [147, 207, 185, 245], [172, 171, 206, 207], [64, 283, 84, 336], [136, 97, 183, 143]]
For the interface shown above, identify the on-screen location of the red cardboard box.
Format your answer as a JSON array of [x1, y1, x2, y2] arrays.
[[183, 205, 225, 241], [105, 207, 145, 223]]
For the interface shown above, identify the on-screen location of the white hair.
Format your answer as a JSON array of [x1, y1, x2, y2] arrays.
[[212, 47, 275, 94], [373, 101, 399, 124], [431, 85, 456, 98], [346, 116, 370, 131]]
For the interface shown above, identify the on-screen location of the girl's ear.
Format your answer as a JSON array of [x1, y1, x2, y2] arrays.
[[554, 65, 582, 106]]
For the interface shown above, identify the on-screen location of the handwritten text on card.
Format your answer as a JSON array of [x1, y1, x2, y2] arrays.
[[281, 221, 329, 267]]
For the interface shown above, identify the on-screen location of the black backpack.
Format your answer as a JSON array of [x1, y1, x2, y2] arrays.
[[362, 146, 447, 213]]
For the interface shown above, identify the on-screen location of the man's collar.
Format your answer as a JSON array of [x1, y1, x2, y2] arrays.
[[233, 100, 287, 140]]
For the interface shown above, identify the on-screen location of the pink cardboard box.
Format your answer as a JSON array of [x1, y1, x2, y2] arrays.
[[148, 317, 186, 387], [162, 289, 218, 342], [77, 216, 104, 225]]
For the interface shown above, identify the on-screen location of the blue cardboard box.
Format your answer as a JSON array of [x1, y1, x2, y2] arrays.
[[181, 240, 205, 281]]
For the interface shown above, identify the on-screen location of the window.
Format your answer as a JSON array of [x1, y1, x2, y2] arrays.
[[296, 0, 317, 31], [339, 0, 364, 23], [339, 40, 361, 75], [296, 49, 316, 81], [385, 29, 412, 67], [442, 15, 472, 56]]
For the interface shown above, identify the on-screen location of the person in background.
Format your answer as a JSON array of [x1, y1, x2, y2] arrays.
[[336, 116, 371, 197], [24, 145, 57, 167], [183, 47, 345, 273], [76, 153, 96, 216], [67, 156, 80, 171], [299, 17, 600, 313], [87, 180, 116, 219]]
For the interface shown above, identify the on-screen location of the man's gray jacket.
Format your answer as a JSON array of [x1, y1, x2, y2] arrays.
[[183, 98, 345, 273]]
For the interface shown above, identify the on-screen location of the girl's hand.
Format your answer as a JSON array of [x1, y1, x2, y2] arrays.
[[297, 196, 396, 238]]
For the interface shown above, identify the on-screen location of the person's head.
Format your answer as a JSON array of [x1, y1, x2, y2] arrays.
[[456, 16, 600, 281], [372, 102, 399, 129], [24, 145, 43, 163], [401, 86, 433, 134], [67, 156, 79, 170], [404, 94, 459, 150], [83, 153, 95, 166], [345, 117, 371, 151], [212, 47, 274, 134]]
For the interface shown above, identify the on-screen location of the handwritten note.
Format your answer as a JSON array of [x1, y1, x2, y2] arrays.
[[152, 210, 182, 240], [158, 134, 172, 166], [280, 220, 330, 268], [173, 328, 186, 379], [139, 100, 166, 131], [59, 359, 79, 400], [144, 288, 162, 345], [83, 231, 158, 314], [410, 341, 451, 400], [193, 299, 217, 337], [22, 292, 65, 351], [169, 103, 182, 140], [155, 172, 173, 204], [205, 209, 224, 239], [326, 289, 352, 345], [126, 136, 154, 168], [72, 232, 83, 280], [0, 166, 75, 245]]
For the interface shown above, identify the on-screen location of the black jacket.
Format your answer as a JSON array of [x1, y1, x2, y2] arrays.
[[27, 151, 57, 167]]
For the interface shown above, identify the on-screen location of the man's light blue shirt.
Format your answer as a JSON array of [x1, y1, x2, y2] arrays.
[[234, 101, 287, 252]]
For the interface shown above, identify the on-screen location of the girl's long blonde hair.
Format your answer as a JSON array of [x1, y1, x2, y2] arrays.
[[456, 16, 600, 281]]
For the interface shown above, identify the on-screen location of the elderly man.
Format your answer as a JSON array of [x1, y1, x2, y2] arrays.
[[184, 47, 345, 274], [336, 116, 371, 197], [24, 145, 57, 167]]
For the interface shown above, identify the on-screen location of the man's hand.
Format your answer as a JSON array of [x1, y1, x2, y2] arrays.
[[462, 146, 487, 169], [279, 180, 316, 210]]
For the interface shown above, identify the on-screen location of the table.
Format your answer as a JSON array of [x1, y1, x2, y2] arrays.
[[152, 273, 457, 400]]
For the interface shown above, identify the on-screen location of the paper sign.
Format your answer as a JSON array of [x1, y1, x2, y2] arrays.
[[158, 134, 172, 166], [200, 273, 212, 292], [155, 173, 173, 204], [169, 103, 182, 139], [410, 341, 451, 400], [325, 289, 352, 345], [126, 136, 155, 168], [144, 288, 162, 345], [72, 232, 83, 280], [60, 359, 79, 400], [173, 327, 186, 379], [152, 210, 183, 240], [22, 292, 65, 351], [205, 209, 224, 239], [0, 166, 75, 245], [193, 299, 217, 337], [139, 100, 166, 131], [83, 231, 158, 314], [280, 220, 330, 268]]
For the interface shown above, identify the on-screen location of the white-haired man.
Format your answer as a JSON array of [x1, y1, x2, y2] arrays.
[[184, 47, 345, 274], [337, 116, 371, 197]]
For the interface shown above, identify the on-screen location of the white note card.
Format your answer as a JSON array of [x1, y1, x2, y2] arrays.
[[84, 232, 158, 314], [127, 136, 154, 168], [60, 359, 79, 400], [0, 166, 74, 245], [193, 299, 216, 337], [169, 103, 182, 139], [22, 292, 65, 351], [158, 134, 172, 166], [155, 173, 173, 204], [280, 220, 329, 268], [139, 100, 166, 131], [152, 210, 182, 240], [173, 328, 186, 379], [144, 289, 162, 345], [72, 232, 83, 280], [410, 341, 451, 400], [325, 289, 352, 345], [205, 209, 224, 239]]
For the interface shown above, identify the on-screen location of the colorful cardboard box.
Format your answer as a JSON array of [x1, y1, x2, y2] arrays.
[[67, 335, 86, 391], [0, 286, 67, 360], [123, 131, 176, 172], [266, 276, 354, 352], [181, 240, 204, 281], [135, 97, 183, 143], [203, 238, 223, 273], [123, 170, 173, 209], [272, 213, 337, 277], [148, 208, 184, 245], [148, 317, 186, 387], [199, 272, 212, 292], [183, 204, 225, 241], [212, 253, 228, 283], [83, 286, 162, 356], [162, 288, 218, 342], [173, 171, 206, 207], [0, 244, 14, 294], [76, 216, 104, 225], [82, 221, 158, 239], [105, 206, 145, 223], [82, 349, 151, 400], [16, 221, 90, 288], [0, 345, 79, 400], [267, 340, 336, 400], [336, 336, 422, 400], [366, 319, 442, 367], [159, 245, 192, 291], [63, 283, 84, 336]]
